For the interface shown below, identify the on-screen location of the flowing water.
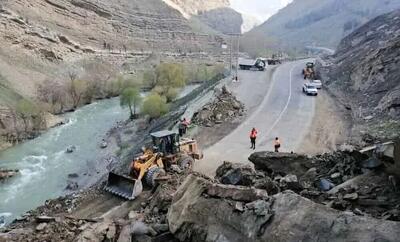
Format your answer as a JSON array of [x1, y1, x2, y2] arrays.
[[0, 98, 129, 226], [0, 85, 199, 227]]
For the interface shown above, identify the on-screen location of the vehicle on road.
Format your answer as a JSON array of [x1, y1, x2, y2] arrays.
[[311, 79, 322, 89], [303, 83, 318, 96], [267, 54, 282, 65], [239, 58, 266, 71], [104, 130, 203, 200], [302, 62, 315, 80]]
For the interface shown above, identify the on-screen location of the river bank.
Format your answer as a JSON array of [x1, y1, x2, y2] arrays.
[[0, 74, 225, 227]]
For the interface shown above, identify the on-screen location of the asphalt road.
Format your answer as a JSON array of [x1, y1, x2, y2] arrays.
[[195, 60, 316, 175]]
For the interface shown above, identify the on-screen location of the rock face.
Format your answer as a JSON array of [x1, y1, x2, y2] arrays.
[[163, 0, 243, 34], [0, 0, 225, 101], [244, 0, 400, 52], [319, 9, 400, 140]]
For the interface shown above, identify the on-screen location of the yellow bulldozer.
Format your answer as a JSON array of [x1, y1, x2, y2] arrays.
[[104, 130, 203, 200]]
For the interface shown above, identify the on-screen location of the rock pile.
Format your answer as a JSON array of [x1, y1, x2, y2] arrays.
[[2, 149, 400, 241], [192, 86, 244, 127], [248, 151, 400, 222]]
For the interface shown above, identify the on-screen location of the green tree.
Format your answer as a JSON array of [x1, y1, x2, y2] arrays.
[[120, 87, 142, 119], [16, 99, 41, 133], [142, 93, 169, 119]]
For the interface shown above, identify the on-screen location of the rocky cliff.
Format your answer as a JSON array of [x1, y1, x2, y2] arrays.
[[244, 0, 400, 53], [163, 0, 243, 34], [319, 9, 400, 141], [0, 0, 225, 100]]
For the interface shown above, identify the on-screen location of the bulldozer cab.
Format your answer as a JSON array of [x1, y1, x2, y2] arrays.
[[151, 130, 179, 155]]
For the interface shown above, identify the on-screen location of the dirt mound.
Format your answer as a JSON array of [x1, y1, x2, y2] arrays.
[[192, 86, 245, 127]]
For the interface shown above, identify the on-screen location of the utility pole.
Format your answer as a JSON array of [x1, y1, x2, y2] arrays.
[[226, 33, 241, 81], [229, 35, 233, 75], [235, 34, 240, 81]]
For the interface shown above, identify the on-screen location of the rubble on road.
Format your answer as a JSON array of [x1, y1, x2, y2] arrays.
[[2, 148, 400, 241], [0, 169, 19, 181], [192, 86, 244, 127]]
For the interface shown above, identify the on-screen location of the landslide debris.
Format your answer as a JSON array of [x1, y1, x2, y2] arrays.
[[2, 148, 400, 242], [192, 86, 245, 127], [319, 9, 400, 142]]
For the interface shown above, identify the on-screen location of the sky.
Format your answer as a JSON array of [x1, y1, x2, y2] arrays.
[[230, 0, 293, 22]]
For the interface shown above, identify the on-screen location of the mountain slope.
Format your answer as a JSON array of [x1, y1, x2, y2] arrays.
[[245, 0, 400, 52], [319, 9, 400, 140], [0, 0, 224, 99], [163, 0, 243, 34]]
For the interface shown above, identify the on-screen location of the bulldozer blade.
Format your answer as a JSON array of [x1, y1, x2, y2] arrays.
[[104, 172, 143, 200]]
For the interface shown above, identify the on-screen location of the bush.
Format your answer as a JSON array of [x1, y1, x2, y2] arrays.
[[142, 93, 169, 119]]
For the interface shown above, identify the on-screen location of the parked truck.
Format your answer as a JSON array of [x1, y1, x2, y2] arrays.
[[238, 58, 266, 71]]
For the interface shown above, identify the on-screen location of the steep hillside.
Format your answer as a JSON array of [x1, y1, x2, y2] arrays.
[[244, 0, 400, 53], [0, 0, 226, 148], [0, 0, 225, 98], [163, 0, 243, 34], [319, 9, 400, 141]]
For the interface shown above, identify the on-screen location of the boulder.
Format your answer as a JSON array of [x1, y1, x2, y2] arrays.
[[215, 161, 257, 186], [261, 191, 400, 242], [66, 146, 76, 153], [169, 176, 400, 242], [168, 174, 274, 242], [248, 152, 312, 177], [0, 169, 19, 181], [206, 183, 268, 202], [65, 181, 79, 191]]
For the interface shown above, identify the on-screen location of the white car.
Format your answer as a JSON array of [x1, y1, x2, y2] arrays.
[[303, 83, 318, 96], [311, 79, 322, 89]]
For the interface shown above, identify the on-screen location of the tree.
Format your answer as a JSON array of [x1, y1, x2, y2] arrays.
[[16, 99, 41, 133], [143, 70, 157, 89], [120, 87, 142, 119], [37, 79, 67, 114], [68, 79, 87, 109], [142, 93, 169, 119]]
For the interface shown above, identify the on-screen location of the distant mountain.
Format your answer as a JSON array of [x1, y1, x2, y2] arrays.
[[244, 0, 400, 53], [163, 0, 243, 34], [319, 9, 400, 140]]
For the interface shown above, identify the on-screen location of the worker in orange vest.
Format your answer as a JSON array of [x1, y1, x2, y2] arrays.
[[274, 137, 281, 152], [250, 128, 258, 150]]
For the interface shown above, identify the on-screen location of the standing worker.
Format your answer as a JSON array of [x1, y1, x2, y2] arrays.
[[274, 137, 281, 152], [250, 128, 258, 150], [182, 118, 190, 135]]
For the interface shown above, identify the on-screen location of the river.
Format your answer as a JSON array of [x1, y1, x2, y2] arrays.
[[0, 84, 201, 227], [0, 98, 129, 227]]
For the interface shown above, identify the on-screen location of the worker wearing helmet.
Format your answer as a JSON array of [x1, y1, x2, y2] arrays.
[[274, 137, 281, 152], [250, 128, 258, 150]]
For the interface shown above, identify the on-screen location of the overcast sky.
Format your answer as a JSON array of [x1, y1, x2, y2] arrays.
[[230, 0, 293, 22]]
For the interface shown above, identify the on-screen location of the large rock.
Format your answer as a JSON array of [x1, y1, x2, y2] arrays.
[[261, 191, 400, 242], [168, 174, 400, 242], [168, 174, 274, 242], [248, 152, 312, 176], [215, 161, 257, 186]]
